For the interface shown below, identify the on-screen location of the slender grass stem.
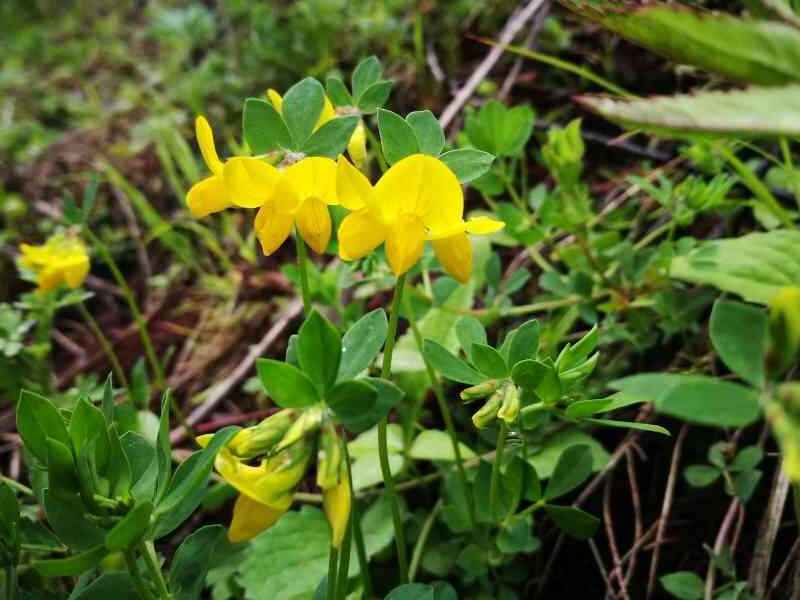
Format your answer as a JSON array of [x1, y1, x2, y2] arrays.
[[489, 421, 508, 521], [326, 546, 339, 600], [408, 499, 442, 583], [294, 232, 312, 315], [402, 290, 476, 529], [125, 550, 156, 600], [140, 541, 171, 599], [378, 273, 409, 584], [77, 300, 129, 390], [335, 520, 352, 600], [5, 566, 17, 600], [342, 440, 372, 597]]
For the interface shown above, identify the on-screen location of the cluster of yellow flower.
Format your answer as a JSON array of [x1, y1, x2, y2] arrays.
[[18, 234, 90, 293], [188, 108, 503, 283]]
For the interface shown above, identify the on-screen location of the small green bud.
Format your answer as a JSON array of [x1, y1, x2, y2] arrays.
[[461, 380, 500, 403], [768, 287, 800, 377], [497, 385, 520, 424], [228, 409, 297, 459], [274, 407, 324, 454], [316, 423, 342, 490], [472, 390, 503, 429]]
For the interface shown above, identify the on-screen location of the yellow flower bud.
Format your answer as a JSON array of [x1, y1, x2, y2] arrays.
[[273, 407, 324, 454], [347, 120, 367, 171], [460, 380, 500, 403], [768, 287, 800, 377], [316, 423, 342, 491], [323, 466, 351, 549], [472, 390, 503, 429], [497, 385, 520, 424]]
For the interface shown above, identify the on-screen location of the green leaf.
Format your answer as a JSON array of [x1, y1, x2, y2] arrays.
[[545, 444, 593, 501], [326, 380, 377, 431], [16, 390, 70, 464], [47, 438, 80, 495], [44, 491, 104, 551], [70, 397, 109, 467], [544, 505, 599, 539], [256, 359, 320, 408], [243, 98, 292, 154], [338, 308, 388, 381], [408, 429, 476, 461], [121, 431, 157, 502], [357, 80, 393, 114], [70, 573, 139, 599], [581, 5, 800, 86], [684, 465, 721, 487], [612, 373, 761, 428], [660, 571, 705, 600], [105, 502, 152, 551], [586, 418, 671, 436], [564, 393, 645, 419], [671, 230, 800, 305], [297, 310, 342, 393], [377, 109, 419, 165], [455, 316, 487, 363], [406, 110, 445, 156], [352, 56, 382, 100], [465, 100, 535, 156], [385, 584, 435, 600], [439, 148, 495, 183], [528, 429, 609, 480], [325, 76, 352, 107], [577, 86, 800, 137], [282, 77, 325, 148], [422, 339, 484, 385], [168, 525, 226, 600], [107, 424, 133, 498], [34, 544, 108, 577], [507, 320, 540, 367], [732, 446, 764, 471], [340, 377, 403, 434], [470, 343, 508, 378], [512, 359, 560, 403], [101, 373, 115, 423], [710, 299, 768, 387], [302, 115, 359, 158]]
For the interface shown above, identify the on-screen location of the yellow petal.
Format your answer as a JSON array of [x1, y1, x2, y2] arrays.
[[37, 266, 62, 293], [224, 157, 280, 208], [228, 493, 287, 543], [432, 231, 472, 284], [295, 197, 332, 254], [337, 210, 385, 261], [254, 205, 294, 256], [187, 175, 231, 218], [346, 120, 367, 171], [336, 155, 372, 211], [374, 154, 463, 233], [267, 89, 283, 113], [386, 215, 425, 278], [282, 157, 338, 207], [62, 255, 90, 289], [323, 479, 351, 549], [465, 216, 505, 235], [317, 95, 336, 130], [196, 116, 224, 175]]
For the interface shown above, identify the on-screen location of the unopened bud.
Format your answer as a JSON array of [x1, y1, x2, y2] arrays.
[[228, 409, 297, 459], [273, 407, 324, 454], [347, 120, 367, 171], [323, 465, 351, 549], [461, 380, 500, 403], [497, 385, 520, 424], [768, 288, 800, 377], [472, 390, 503, 429], [316, 423, 342, 490]]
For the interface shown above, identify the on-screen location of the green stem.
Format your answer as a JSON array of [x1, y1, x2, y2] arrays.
[[77, 300, 129, 390], [5, 566, 17, 600], [125, 550, 156, 600], [294, 231, 312, 315], [86, 231, 165, 390], [140, 541, 171, 599], [378, 273, 409, 584], [342, 441, 372, 597], [489, 421, 508, 522], [335, 521, 352, 600], [408, 499, 442, 583], [402, 290, 476, 530], [326, 546, 339, 600]]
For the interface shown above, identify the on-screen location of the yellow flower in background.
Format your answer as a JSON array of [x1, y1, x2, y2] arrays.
[[336, 154, 504, 282], [186, 116, 279, 218], [19, 235, 90, 293], [254, 156, 338, 255]]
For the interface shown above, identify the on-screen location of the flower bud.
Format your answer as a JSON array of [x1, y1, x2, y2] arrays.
[[316, 423, 342, 491], [768, 287, 800, 377], [227, 409, 297, 459], [472, 390, 503, 429], [323, 467, 351, 549], [460, 380, 500, 403], [273, 407, 324, 454], [347, 120, 367, 171], [497, 385, 520, 424]]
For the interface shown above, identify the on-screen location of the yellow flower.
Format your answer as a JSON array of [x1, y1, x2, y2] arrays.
[[254, 156, 339, 255], [186, 116, 280, 218], [19, 234, 90, 293], [323, 472, 351, 549], [336, 154, 504, 282]]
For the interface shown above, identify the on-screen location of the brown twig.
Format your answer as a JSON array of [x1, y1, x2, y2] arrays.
[[603, 474, 630, 600], [705, 499, 741, 600], [749, 467, 791, 596]]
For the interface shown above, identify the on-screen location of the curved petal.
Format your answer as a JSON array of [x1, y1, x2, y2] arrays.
[[338, 210, 386, 261], [255, 205, 294, 256], [346, 120, 367, 170], [295, 197, 332, 254], [196, 116, 224, 175], [282, 157, 338, 206], [37, 266, 63, 293], [62, 256, 90, 289], [386, 215, 425, 278], [336, 155, 372, 211], [224, 157, 280, 208], [228, 493, 288, 543], [187, 175, 231, 218], [432, 232, 472, 284], [267, 89, 283, 113], [374, 154, 463, 232], [317, 95, 336, 129], [465, 216, 505, 235], [323, 479, 351, 549]]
